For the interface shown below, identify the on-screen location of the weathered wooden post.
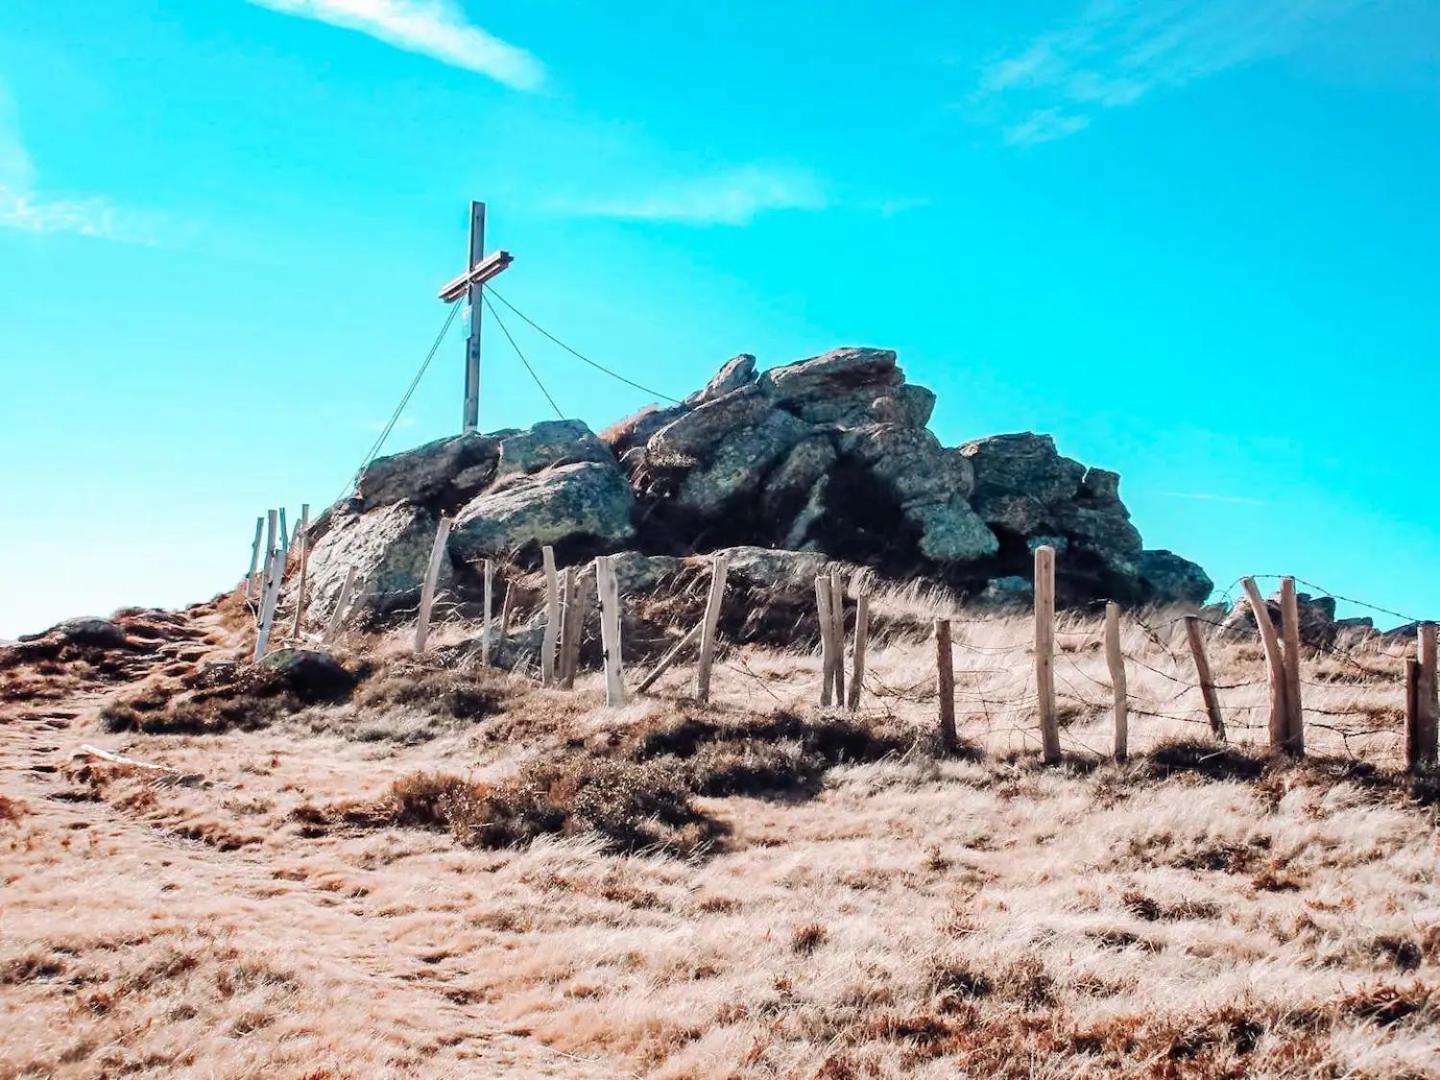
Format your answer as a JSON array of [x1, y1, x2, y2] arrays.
[[1034, 545, 1060, 764], [595, 555, 625, 707], [829, 567, 846, 705], [481, 558, 495, 666], [245, 516, 264, 601], [500, 580, 514, 639], [290, 503, 311, 639], [559, 568, 589, 690], [1419, 623, 1438, 766], [696, 553, 730, 703], [1184, 615, 1226, 741], [814, 575, 835, 708], [1279, 577, 1305, 756], [1106, 602, 1129, 761], [414, 515, 452, 653], [846, 593, 869, 712], [935, 617, 957, 752], [556, 567, 576, 688], [541, 546, 560, 687], [278, 507, 290, 558], [254, 546, 286, 660], [1406, 659, 1423, 774], [1241, 578, 1289, 754], [323, 567, 357, 645]]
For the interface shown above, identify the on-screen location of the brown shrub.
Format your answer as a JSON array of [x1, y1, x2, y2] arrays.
[[352, 665, 506, 721]]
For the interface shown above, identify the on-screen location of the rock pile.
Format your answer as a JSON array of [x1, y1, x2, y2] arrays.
[[303, 347, 1211, 622]]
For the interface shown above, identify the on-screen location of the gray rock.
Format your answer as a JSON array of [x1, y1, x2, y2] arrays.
[[685, 354, 757, 406], [972, 492, 1048, 535], [959, 433, 1086, 507], [762, 347, 904, 424], [718, 546, 831, 591], [978, 575, 1034, 607], [304, 502, 453, 621], [451, 461, 635, 559], [910, 498, 1000, 563], [600, 403, 690, 458], [259, 648, 356, 702], [23, 617, 129, 649], [495, 419, 613, 480], [870, 384, 936, 428], [760, 435, 838, 521], [677, 410, 810, 516], [356, 432, 499, 511], [1054, 503, 1143, 572], [838, 425, 973, 507], [1079, 467, 1121, 503], [1136, 549, 1214, 606], [646, 384, 775, 465]]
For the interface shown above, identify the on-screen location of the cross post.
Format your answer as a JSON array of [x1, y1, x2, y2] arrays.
[[438, 201, 513, 435]]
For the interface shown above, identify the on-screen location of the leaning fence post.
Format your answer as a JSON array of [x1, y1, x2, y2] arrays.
[[481, 559, 495, 666], [846, 593, 869, 712], [1418, 623, 1438, 767], [541, 546, 560, 687], [1106, 602, 1129, 760], [814, 575, 835, 708], [696, 553, 730, 703], [595, 555, 625, 707], [1279, 577, 1305, 756], [290, 503, 311, 640], [414, 515, 452, 653], [935, 617, 957, 752], [323, 566, 357, 645], [245, 516, 264, 601], [1183, 615, 1226, 741], [1241, 578, 1290, 755], [254, 546, 286, 660], [278, 507, 290, 559], [1034, 545, 1060, 764], [559, 567, 589, 690], [829, 567, 847, 705], [637, 621, 704, 694]]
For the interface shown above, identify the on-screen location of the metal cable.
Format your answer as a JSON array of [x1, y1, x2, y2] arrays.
[[483, 292, 565, 420]]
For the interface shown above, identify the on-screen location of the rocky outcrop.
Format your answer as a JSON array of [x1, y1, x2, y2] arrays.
[[304, 345, 1211, 623]]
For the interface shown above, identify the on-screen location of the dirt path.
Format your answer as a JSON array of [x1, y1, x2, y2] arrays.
[[0, 618, 609, 1078]]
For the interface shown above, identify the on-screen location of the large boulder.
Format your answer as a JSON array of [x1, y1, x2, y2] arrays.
[[495, 419, 613, 480], [685, 354, 758, 406], [961, 433, 1086, 512], [259, 648, 356, 703], [645, 384, 775, 465], [304, 501, 452, 620], [356, 432, 500, 511], [762, 347, 905, 425], [676, 409, 810, 516], [1136, 549, 1213, 606], [450, 461, 635, 561]]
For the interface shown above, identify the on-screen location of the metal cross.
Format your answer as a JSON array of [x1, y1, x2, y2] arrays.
[[438, 201, 513, 434]]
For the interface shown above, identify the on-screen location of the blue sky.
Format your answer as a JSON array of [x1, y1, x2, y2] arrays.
[[1, 0, 1438, 637]]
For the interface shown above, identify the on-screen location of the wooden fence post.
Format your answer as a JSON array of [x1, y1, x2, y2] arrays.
[[814, 575, 835, 708], [1279, 577, 1305, 756], [290, 503, 311, 639], [556, 567, 576, 688], [1406, 659, 1423, 774], [481, 559, 495, 666], [595, 555, 625, 707], [1106, 602, 1129, 761], [829, 567, 846, 705], [278, 507, 289, 558], [261, 509, 278, 612], [254, 546, 286, 660], [846, 593, 869, 712], [541, 546, 560, 687], [1034, 545, 1060, 764], [559, 568, 589, 690], [1241, 578, 1290, 755], [1183, 615, 1226, 741], [322, 566, 357, 645], [1418, 623, 1438, 767], [500, 581, 513, 639], [245, 516, 263, 601], [696, 553, 730, 703], [935, 617, 957, 752], [414, 515, 452, 653]]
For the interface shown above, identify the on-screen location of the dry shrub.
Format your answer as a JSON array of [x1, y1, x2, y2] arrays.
[[351, 664, 506, 721], [1146, 736, 1268, 781], [101, 665, 297, 735], [0, 795, 24, 824], [790, 922, 827, 954]]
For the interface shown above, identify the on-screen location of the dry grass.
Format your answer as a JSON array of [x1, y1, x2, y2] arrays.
[[3, 588, 1438, 1078]]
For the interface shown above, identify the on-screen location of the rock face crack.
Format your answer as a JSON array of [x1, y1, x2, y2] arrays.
[[303, 346, 1211, 618]]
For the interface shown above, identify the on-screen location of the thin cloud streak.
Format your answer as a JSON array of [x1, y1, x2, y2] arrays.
[[974, 0, 1368, 144], [1155, 491, 1270, 506], [245, 0, 545, 90], [556, 167, 828, 226]]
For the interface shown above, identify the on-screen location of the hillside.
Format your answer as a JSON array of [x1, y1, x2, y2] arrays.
[[3, 572, 1438, 1078]]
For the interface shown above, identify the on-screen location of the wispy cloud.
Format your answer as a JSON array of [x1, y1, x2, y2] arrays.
[[245, 0, 545, 90], [555, 166, 828, 226], [973, 0, 1367, 144], [0, 83, 158, 244]]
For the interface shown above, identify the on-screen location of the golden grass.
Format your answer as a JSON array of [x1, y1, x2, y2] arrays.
[[2, 592, 1437, 1078]]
